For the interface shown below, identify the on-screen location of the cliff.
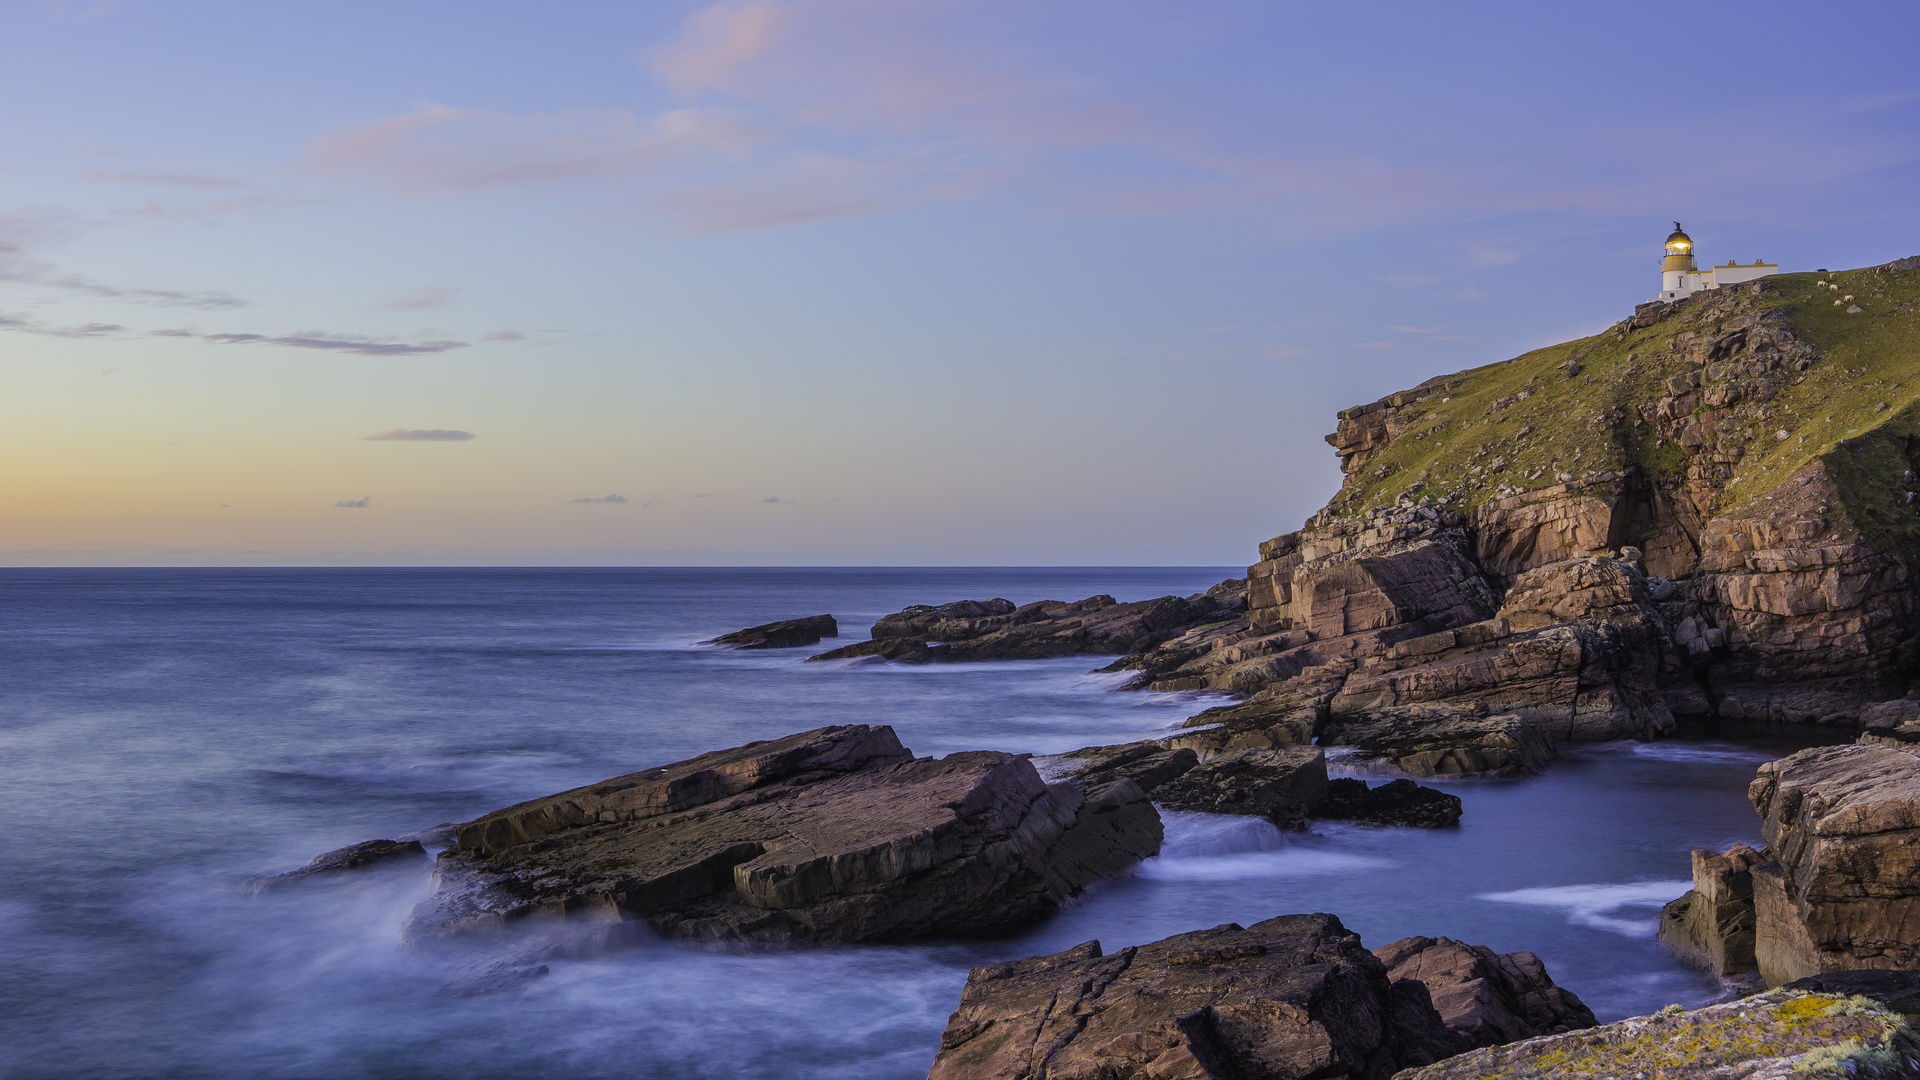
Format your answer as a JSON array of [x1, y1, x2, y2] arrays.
[[1126, 256, 1920, 753]]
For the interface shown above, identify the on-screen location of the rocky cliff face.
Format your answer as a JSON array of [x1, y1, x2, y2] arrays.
[[1135, 258, 1920, 753]]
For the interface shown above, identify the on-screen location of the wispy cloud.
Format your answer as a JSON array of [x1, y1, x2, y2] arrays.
[[761, 495, 794, 503], [692, 492, 733, 498], [204, 332, 467, 356], [336, 497, 371, 508], [380, 286, 460, 310], [361, 428, 476, 441], [482, 328, 525, 341], [570, 494, 628, 504]]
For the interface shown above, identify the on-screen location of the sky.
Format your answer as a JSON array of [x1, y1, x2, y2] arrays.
[[3, 0, 1917, 566]]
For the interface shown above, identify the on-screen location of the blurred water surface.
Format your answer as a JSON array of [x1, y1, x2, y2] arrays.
[[0, 568, 1847, 1079]]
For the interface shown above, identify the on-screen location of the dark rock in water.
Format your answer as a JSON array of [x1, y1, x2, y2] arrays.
[[1780, 970, 1920, 1026], [703, 614, 838, 650], [807, 588, 1243, 664], [925, 913, 1462, 1080], [404, 724, 1162, 946], [1152, 746, 1330, 828], [1041, 740, 1199, 796], [244, 838, 430, 893], [1373, 935, 1596, 1049], [1320, 705, 1555, 778], [1397, 988, 1920, 1080], [1315, 777, 1462, 828]]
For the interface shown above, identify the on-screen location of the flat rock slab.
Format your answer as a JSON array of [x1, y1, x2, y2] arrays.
[[926, 913, 1460, 1080], [808, 590, 1241, 664], [703, 614, 838, 649], [1394, 989, 1920, 1079], [244, 838, 429, 893], [405, 724, 1162, 945], [1152, 746, 1330, 826]]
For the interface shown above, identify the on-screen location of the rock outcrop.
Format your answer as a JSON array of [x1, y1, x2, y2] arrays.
[[1042, 742, 1461, 829], [703, 614, 838, 649], [925, 914, 1464, 1080], [1747, 742, 1920, 984], [1658, 843, 1763, 977], [1372, 936, 1596, 1046], [244, 838, 430, 893], [1320, 706, 1554, 778], [809, 585, 1246, 665], [404, 725, 1162, 946], [1317, 778, 1463, 829], [1395, 989, 1920, 1080]]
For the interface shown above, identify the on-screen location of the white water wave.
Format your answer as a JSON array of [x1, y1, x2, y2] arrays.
[[1479, 879, 1690, 936]]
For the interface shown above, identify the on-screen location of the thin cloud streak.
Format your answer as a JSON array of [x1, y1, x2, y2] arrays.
[[361, 429, 476, 441]]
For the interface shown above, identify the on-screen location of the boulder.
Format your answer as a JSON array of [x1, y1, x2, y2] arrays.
[[1395, 989, 1920, 1079], [925, 914, 1462, 1080], [244, 838, 429, 893], [1316, 778, 1462, 829], [404, 725, 1162, 946], [1372, 936, 1596, 1046], [702, 614, 838, 650], [1658, 843, 1762, 976], [1150, 746, 1330, 827], [1320, 707, 1555, 778], [1748, 743, 1920, 984]]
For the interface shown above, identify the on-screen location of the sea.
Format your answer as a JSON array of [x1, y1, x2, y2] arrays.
[[0, 567, 1850, 1079]]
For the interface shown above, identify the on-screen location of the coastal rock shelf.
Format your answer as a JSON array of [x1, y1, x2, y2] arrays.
[[402, 725, 1162, 946], [924, 914, 1592, 1080], [1042, 742, 1462, 829], [703, 614, 839, 649], [818, 263, 1920, 778]]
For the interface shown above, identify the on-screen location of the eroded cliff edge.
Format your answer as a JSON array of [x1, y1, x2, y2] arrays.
[[1102, 258, 1920, 754]]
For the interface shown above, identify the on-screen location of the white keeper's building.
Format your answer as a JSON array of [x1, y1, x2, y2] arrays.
[[1655, 222, 1777, 301]]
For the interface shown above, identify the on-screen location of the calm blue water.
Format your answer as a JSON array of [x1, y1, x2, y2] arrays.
[[0, 568, 1846, 1080]]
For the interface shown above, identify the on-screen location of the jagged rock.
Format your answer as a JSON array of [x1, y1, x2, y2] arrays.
[[1150, 746, 1330, 827], [1316, 778, 1462, 829], [1748, 743, 1920, 984], [1320, 706, 1555, 778], [404, 725, 1161, 946], [244, 838, 429, 893], [1396, 989, 1920, 1079], [702, 614, 838, 649], [809, 589, 1242, 664], [1373, 936, 1596, 1047], [925, 914, 1463, 1080], [1658, 843, 1762, 976], [1040, 741, 1199, 795]]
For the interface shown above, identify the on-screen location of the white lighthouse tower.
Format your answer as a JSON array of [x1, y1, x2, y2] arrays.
[[1655, 222, 1778, 301]]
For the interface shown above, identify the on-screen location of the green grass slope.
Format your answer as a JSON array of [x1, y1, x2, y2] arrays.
[[1323, 258, 1920, 554]]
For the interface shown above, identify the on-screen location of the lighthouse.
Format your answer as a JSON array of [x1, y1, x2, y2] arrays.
[[1654, 222, 1778, 301]]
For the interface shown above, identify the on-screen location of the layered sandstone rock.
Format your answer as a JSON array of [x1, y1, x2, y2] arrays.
[[1148, 746, 1329, 826], [1317, 778, 1462, 829], [404, 725, 1162, 946], [703, 614, 839, 649], [1372, 936, 1596, 1046], [1658, 843, 1762, 976], [1320, 707, 1554, 778], [1747, 743, 1920, 984], [925, 914, 1463, 1080], [1395, 989, 1920, 1080]]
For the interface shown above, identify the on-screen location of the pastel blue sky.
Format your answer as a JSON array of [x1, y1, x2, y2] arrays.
[[3, 0, 1916, 565]]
